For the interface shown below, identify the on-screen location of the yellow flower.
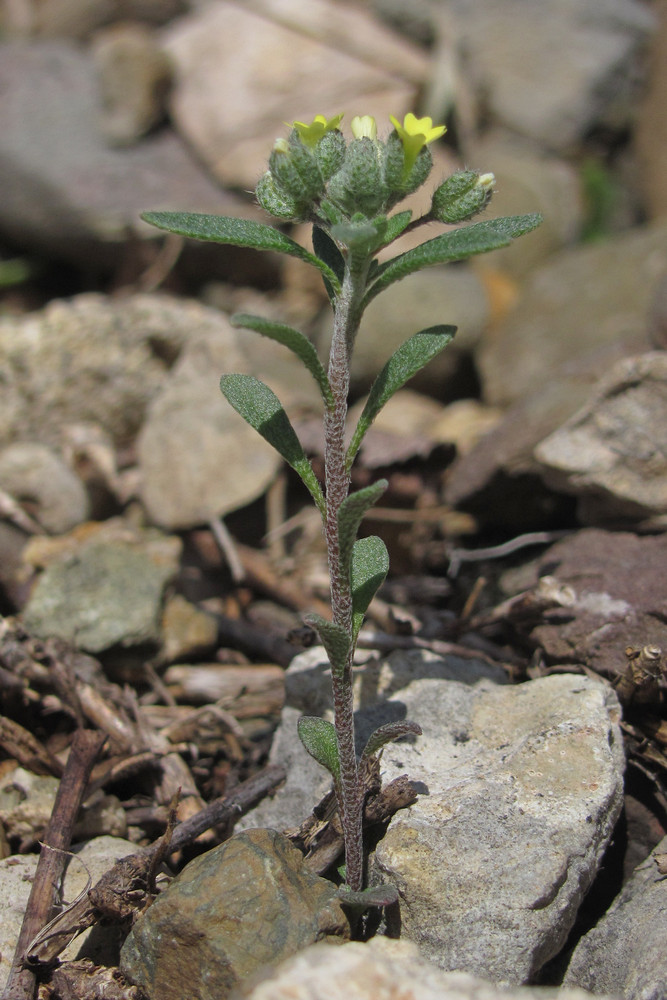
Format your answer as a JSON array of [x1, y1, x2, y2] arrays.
[[291, 113, 344, 148], [350, 115, 377, 141], [389, 112, 446, 174]]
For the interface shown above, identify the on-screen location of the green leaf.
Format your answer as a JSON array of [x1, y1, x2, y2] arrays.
[[141, 211, 341, 295], [362, 721, 422, 760], [381, 209, 412, 246], [303, 613, 350, 678], [297, 716, 340, 781], [346, 326, 456, 467], [312, 225, 345, 303], [336, 883, 399, 910], [231, 313, 334, 410], [337, 481, 388, 586], [220, 374, 325, 515], [363, 213, 542, 305], [350, 536, 389, 642]]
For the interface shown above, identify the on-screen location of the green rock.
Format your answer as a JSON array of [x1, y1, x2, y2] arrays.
[[120, 828, 349, 1000]]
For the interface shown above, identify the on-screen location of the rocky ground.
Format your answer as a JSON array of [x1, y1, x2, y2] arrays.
[[1, 0, 667, 998]]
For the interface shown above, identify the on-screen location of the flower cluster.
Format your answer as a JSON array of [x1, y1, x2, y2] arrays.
[[256, 113, 494, 243]]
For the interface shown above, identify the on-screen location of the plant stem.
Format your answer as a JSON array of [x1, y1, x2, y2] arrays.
[[324, 256, 368, 891]]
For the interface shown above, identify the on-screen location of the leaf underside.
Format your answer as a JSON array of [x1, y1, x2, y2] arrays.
[[337, 481, 388, 585]]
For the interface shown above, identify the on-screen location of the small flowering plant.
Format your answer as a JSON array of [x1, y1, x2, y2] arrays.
[[143, 112, 540, 902]]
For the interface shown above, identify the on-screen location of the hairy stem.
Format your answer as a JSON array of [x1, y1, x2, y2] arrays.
[[324, 256, 369, 891]]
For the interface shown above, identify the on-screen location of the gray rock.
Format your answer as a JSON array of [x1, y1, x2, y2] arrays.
[[564, 834, 667, 1000], [0, 40, 250, 265], [477, 222, 667, 409], [21, 528, 181, 653], [0, 443, 89, 534], [0, 293, 239, 450], [236, 936, 618, 1000], [0, 835, 137, 990], [524, 528, 667, 676], [242, 647, 623, 986], [91, 22, 173, 147], [535, 352, 667, 523], [240, 646, 507, 834], [120, 828, 349, 1000], [160, 0, 424, 189], [136, 319, 282, 528], [418, 0, 654, 150], [464, 134, 584, 275], [371, 674, 624, 984]]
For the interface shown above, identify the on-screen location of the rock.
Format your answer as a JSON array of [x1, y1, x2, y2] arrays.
[[477, 222, 667, 409], [120, 828, 349, 1000], [92, 22, 173, 147], [465, 133, 584, 275], [136, 320, 281, 529], [241, 645, 623, 985], [0, 41, 251, 266], [237, 935, 617, 1000], [634, 0, 667, 219], [0, 835, 140, 989], [159, 594, 219, 664], [21, 520, 181, 653], [419, 0, 654, 151], [520, 528, 667, 676], [370, 674, 623, 983], [535, 352, 667, 523], [0, 293, 243, 451], [23, 0, 188, 39], [318, 266, 490, 398], [160, 0, 425, 189], [0, 443, 90, 534], [564, 834, 667, 1000]]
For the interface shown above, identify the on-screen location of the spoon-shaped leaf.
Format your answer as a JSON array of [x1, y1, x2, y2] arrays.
[[303, 614, 350, 678], [337, 481, 388, 585], [231, 313, 333, 410], [142, 211, 341, 295], [220, 374, 325, 516], [297, 716, 340, 781], [363, 213, 542, 305], [362, 720, 422, 760], [346, 326, 456, 468], [351, 535, 389, 642]]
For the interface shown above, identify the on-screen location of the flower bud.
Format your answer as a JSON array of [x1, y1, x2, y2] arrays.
[[326, 138, 385, 219], [269, 138, 324, 204], [382, 132, 433, 205], [315, 129, 347, 181], [255, 171, 305, 221], [431, 170, 495, 223]]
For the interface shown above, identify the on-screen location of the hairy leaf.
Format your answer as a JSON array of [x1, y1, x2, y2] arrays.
[[142, 211, 341, 295], [364, 214, 542, 305], [337, 481, 388, 585], [381, 209, 412, 245], [231, 313, 333, 409], [350, 536, 389, 641], [362, 720, 422, 760], [220, 374, 325, 515], [297, 716, 340, 781], [347, 326, 456, 467], [303, 613, 351, 678]]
